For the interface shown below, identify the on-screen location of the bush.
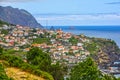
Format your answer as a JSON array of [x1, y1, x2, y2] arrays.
[[0, 54, 23, 67], [0, 64, 11, 80], [33, 38, 50, 44], [0, 53, 54, 80]]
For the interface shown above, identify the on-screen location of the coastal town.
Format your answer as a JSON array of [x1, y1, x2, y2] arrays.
[[0, 24, 90, 65], [0, 1, 120, 79], [1, 24, 120, 78]]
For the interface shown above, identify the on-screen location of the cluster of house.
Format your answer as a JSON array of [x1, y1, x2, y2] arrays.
[[0, 24, 91, 66], [31, 29, 90, 65], [1, 24, 120, 78], [0, 25, 32, 50]]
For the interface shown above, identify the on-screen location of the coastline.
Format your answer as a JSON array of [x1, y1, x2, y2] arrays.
[[47, 26, 120, 48]]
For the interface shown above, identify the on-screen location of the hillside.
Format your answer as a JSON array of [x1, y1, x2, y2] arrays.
[[0, 20, 9, 26], [88, 37, 120, 68], [0, 63, 11, 80], [0, 53, 54, 80], [0, 6, 42, 28], [5, 67, 45, 80], [0, 20, 120, 79], [0, 61, 45, 80]]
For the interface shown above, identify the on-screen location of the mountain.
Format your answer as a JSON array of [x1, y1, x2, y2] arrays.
[[0, 6, 43, 28]]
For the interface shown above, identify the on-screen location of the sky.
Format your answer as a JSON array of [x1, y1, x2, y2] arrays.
[[0, 0, 120, 26]]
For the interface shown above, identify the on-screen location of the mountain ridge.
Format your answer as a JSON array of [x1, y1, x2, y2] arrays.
[[0, 6, 43, 28]]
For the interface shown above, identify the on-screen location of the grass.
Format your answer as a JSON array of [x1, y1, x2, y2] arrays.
[[5, 67, 45, 80], [0, 60, 45, 80]]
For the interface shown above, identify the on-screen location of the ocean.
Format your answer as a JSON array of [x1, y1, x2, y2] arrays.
[[47, 26, 120, 48]]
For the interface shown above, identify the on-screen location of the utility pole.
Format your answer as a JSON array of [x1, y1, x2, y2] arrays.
[[46, 20, 48, 29]]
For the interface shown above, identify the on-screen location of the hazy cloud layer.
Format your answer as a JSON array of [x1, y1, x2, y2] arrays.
[[105, 1, 120, 4], [35, 14, 120, 26], [36, 14, 120, 21]]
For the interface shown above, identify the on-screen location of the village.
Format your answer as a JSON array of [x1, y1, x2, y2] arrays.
[[1, 24, 120, 77], [0, 24, 91, 66]]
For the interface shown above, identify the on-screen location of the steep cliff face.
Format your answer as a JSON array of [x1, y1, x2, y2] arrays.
[[0, 6, 42, 28], [91, 38, 120, 67]]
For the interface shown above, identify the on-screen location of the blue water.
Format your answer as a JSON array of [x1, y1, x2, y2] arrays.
[[47, 26, 120, 48]]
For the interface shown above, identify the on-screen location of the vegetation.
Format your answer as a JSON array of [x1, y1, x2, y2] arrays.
[[27, 47, 66, 80], [0, 20, 9, 35], [49, 62, 66, 80], [5, 67, 45, 80], [0, 43, 120, 80], [0, 64, 12, 80], [84, 42, 99, 54], [3, 49, 17, 54], [0, 50, 54, 80], [69, 36, 78, 45], [70, 57, 101, 80], [33, 38, 50, 44], [1, 29, 9, 35], [27, 47, 51, 71], [0, 47, 67, 80], [0, 46, 3, 54], [91, 37, 120, 53], [70, 57, 117, 80], [0, 20, 9, 26], [0, 19, 120, 80]]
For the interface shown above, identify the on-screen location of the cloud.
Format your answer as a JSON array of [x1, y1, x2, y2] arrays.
[[105, 2, 120, 4], [0, 0, 41, 6], [36, 14, 120, 21], [35, 14, 120, 26], [0, 0, 34, 3]]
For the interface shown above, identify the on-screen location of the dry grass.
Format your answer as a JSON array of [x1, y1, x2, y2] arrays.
[[5, 67, 45, 80]]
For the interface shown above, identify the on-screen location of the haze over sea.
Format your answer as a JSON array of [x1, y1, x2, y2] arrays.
[[47, 26, 120, 48]]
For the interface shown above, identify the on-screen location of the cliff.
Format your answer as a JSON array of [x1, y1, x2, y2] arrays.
[[0, 6, 42, 28], [90, 37, 120, 68]]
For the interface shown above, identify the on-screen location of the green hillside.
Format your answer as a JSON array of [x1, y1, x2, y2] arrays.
[[0, 20, 9, 26], [0, 64, 12, 80]]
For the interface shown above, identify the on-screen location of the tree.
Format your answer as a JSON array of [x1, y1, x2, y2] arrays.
[[49, 62, 65, 80], [33, 38, 50, 44], [1, 29, 9, 35], [27, 47, 67, 80], [102, 74, 117, 80], [0, 46, 3, 54], [27, 47, 51, 71], [70, 57, 117, 80], [70, 57, 102, 80], [69, 36, 78, 45]]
